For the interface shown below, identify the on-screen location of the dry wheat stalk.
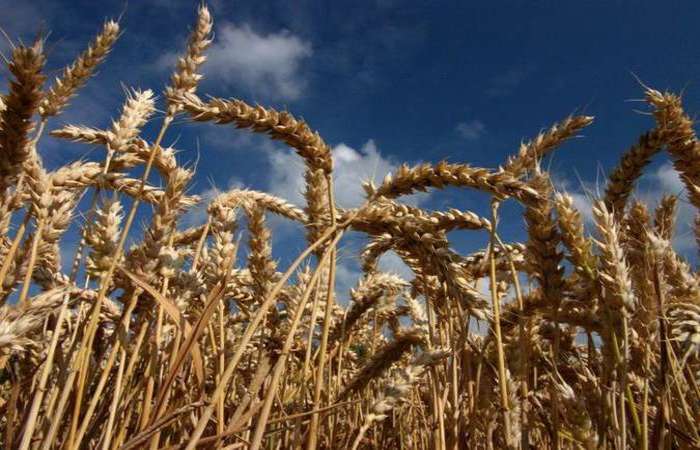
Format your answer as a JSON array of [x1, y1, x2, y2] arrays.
[[604, 129, 665, 217], [165, 4, 213, 114], [593, 200, 636, 313], [106, 89, 155, 153], [554, 192, 596, 280], [654, 194, 678, 241], [668, 303, 700, 364], [211, 188, 308, 223], [337, 327, 425, 401], [329, 272, 408, 344], [366, 160, 541, 204], [85, 198, 123, 278], [0, 42, 46, 191], [645, 89, 700, 202], [244, 205, 277, 299], [39, 20, 120, 118], [503, 115, 594, 178], [179, 93, 333, 173], [525, 171, 564, 308]]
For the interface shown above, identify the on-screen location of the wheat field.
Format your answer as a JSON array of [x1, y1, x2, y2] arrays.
[[0, 5, 699, 450]]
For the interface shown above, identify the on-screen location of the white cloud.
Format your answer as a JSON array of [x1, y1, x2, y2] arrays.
[[332, 140, 403, 208], [266, 150, 307, 205], [267, 139, 429, 209], [569, 190, 595, 224], [652, 162, 684, 194], [165, 22, 312, 100], [486, 65, 536, 97], [455, 120, 486, 140], [377, 250, 413, 280]]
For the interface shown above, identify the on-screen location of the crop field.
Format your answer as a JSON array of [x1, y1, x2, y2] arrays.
[[0, 4, 699, 449]]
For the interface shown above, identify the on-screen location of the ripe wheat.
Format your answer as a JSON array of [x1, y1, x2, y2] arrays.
[[0, 5, 699, 450]]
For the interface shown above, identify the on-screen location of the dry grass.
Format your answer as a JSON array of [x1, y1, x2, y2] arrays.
[[1, 5, 700, 450]]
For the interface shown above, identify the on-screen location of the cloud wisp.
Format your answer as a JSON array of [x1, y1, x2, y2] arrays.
[[455, 120, 486, 140], [486, 65, 536, 98], [159, 21, 312, 101]]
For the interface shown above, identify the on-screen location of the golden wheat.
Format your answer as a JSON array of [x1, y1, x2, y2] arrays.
[[0, 5, 699, 450]]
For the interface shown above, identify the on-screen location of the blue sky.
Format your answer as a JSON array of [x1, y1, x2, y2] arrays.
[[4, 0, 700, 292]]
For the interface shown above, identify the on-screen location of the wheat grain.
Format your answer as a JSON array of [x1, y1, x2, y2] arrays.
[[106, 89, 155, 153], [593, 200, 636, 313], [367, 161, 541, 204], [165, 4, 213, 114], [503, 115, 594, 178], [654, 194, 678, 240], [604, 129, 664, 216], [179, 94, 333, 173], [337, 327, 425, 400], [0, 42, 46, 191], [86, 198, 123, 278], [554, 192, 596, 279], [39, 20, 120, 117]]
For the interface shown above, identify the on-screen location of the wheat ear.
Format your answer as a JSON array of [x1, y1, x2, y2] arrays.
[[39, 20, 120, 117]]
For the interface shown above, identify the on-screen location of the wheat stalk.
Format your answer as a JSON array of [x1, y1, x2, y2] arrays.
[[39, 20, 120, 118]]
